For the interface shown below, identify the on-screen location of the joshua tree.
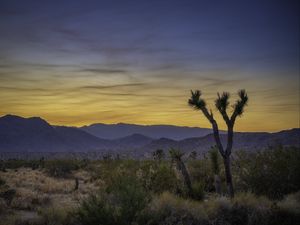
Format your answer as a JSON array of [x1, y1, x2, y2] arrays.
[[188, 89, 248, 198], [153, 149, 165, 161], [169, 148, 193, 197], [209, 146, 221, 195]]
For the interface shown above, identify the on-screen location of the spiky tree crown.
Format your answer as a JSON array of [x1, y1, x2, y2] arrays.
[[188, 89, 248, 123], [232, 89, 248, 117], [169, 148, 184, 160], [188, 90, 206, 109], [215, 92, 230, 112]]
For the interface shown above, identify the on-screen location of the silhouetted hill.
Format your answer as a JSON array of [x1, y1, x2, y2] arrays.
[[0, 115, 109, 152], [113, 133, 153, 148], [80, 123, 214, 140], [0, 115, 299, 158], [138, 129, 300, 157]]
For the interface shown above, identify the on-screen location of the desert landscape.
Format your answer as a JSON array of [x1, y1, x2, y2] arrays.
[[0, 0, 299, 224]]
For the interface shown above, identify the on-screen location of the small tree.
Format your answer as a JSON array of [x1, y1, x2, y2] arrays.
[[188, 90, 248, 198], [169, 148, 193, 197], [153, 149, 165, 161]]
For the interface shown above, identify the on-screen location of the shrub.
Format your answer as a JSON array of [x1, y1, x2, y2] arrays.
[[151, 164, 178, 194], [38, 207, 74, 225], [2, 159, 43, 170], [269, 204, 300, 225], [45, 160, 79, 178], [138, 162, 178, 194], [192, 181, 205, 201], [137, 192, 209, 225], [0, 189, 16, 206], [234, 146, 300, 199], [277, 191, 300, 214], [188, 159, 216, 192], [0, 177, 5, 186], [76, 175, 150, 225]]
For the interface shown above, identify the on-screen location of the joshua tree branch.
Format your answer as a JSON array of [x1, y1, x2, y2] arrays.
[[199, 107, 226, 158]]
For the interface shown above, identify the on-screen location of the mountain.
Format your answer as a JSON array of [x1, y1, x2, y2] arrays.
[[0, 115, 299, 158], [80, 123, 214, 140], [113, 133, 153, 149], [0, 115, 109, 152], [138, 129, 300, 157]]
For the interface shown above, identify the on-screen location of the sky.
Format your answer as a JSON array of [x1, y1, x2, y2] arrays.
[[0, 0, 299, 131]]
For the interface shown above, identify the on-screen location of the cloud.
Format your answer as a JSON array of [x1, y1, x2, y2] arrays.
[[78, 68, 127, 74], [79, 83, 147, 90]]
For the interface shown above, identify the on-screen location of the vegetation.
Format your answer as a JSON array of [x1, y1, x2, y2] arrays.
[[169, 148, 193, 197], [209, 146, 222, 195], [189, 89, 248, 198], [234, 146, 300, 200], [0, 146, 299, 225], [76, 175, 149, 225], [152, 149, 165, 161]]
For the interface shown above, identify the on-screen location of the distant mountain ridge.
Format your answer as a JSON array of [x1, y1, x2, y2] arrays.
[[0, 114, 110, 152], [80, 123, 214, 140], [137, 129, 300, 157], [0, 115, 299, 158]]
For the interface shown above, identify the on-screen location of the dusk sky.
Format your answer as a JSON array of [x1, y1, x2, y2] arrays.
[[0, 0, 299, 131]]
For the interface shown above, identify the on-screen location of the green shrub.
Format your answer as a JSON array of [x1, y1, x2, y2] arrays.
[[38, 207, 74, 225], [192, 181, 205, 201], [137, 192, 209, 225], [222, 193, 271, 225], [151, 164, 178, 194], [234, 146, 300, 199], [45, 160, 80, 178], [76, 175, 150, 225], [138, 162, 178, 194], [188, 159, 216, 192]]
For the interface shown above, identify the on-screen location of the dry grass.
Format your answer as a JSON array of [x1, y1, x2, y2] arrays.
[[0, 167, 99, 223]]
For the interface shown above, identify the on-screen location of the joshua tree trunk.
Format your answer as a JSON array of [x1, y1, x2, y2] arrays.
[[212, 120, 235, 198], [223, 156, 234, 198]]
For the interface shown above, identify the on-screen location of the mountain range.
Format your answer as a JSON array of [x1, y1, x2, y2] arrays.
[[0, 115, 299, 158], [81, 123, 214, 140]]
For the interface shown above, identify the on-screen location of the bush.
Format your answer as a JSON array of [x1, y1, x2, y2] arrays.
[[215, 193, 272, 225], [0, 189, 16, 206], [137, 192, 209, 225], [192, 181, 205, 201], [0, 177, 5, 186], [45, 160, 80, 178], [76, 175, 150, 225], [38, 207, 74, 225], [234, 146, 300, 199], [138, 162, 178, 194], [188, 159, 216, 193], [268, 207, 300, 225], [277, 191, 300, 214]]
